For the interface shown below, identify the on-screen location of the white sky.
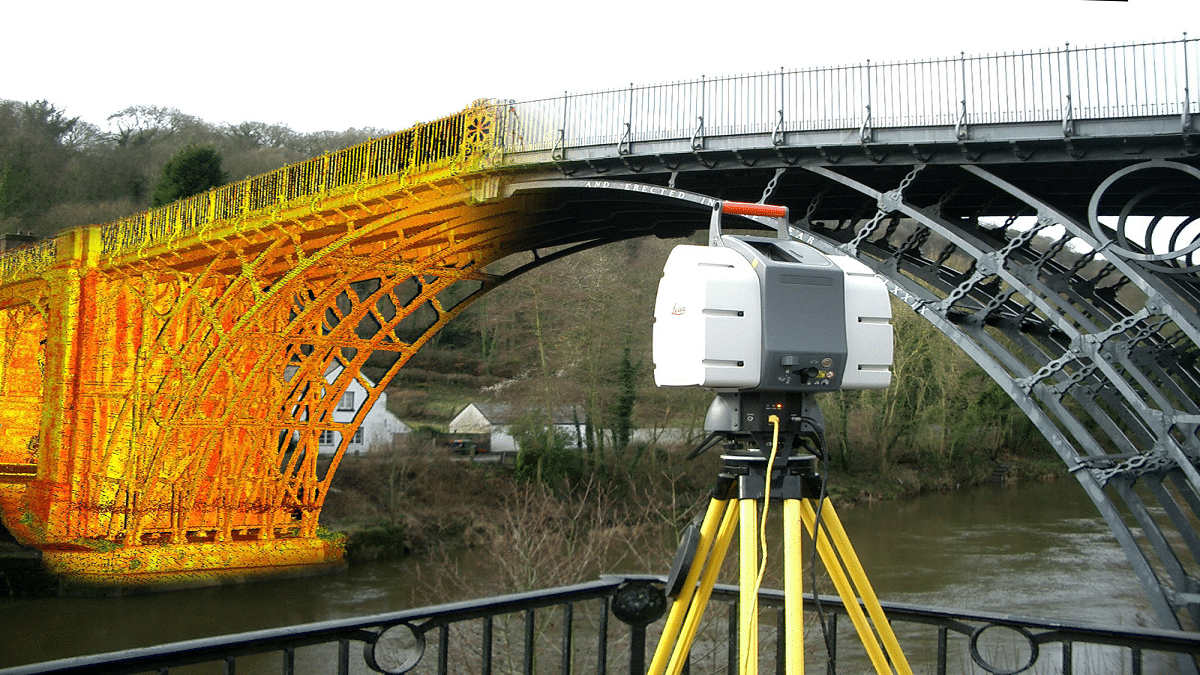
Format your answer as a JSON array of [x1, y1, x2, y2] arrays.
[[3, 0, 1195, 134]]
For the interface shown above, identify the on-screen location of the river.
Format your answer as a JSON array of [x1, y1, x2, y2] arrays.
[[0, 479, 1154, 669]]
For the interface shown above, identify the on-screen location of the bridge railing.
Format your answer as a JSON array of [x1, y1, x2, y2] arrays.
[[0, 240, 57, 286], [501, 36, 1199, 152], [95, 105, 495, 261], [4, 575, 1198, 675]]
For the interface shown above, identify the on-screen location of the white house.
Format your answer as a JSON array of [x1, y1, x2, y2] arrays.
[[285, 360, 410, 455], [448, 403, 583, 453]]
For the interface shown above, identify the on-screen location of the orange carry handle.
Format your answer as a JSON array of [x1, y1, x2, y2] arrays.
[[721, 201, 788, 218]]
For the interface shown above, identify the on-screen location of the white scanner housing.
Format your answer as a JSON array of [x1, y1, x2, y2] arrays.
[[652, 245, 763, 389], [653, 236, 893, 392]]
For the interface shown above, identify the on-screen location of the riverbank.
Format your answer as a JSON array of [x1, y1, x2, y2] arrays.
[[0, 442, 1062, 598], [322, 441, 1067, 567]]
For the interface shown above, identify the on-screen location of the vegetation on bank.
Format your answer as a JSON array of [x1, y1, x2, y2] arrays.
[[323, 230, 1063, 580], [322, 427, 1061, 575]]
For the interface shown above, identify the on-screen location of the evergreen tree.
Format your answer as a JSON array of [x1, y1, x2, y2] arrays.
[[610, 347, 638, 449], [151, 144, 227, 206]]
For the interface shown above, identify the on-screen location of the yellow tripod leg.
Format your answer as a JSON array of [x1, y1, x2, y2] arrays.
[[800, 499, 913, 675], [783, 499, 804, 675], [799, 500, 896, 675], [809, 498, 914, 675], [663, 498, 741, 675], [739, 499, 759, 675], [648, 496, 732, 675]]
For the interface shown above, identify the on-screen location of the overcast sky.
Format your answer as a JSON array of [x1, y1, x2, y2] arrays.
[[4, 0, 1194, 134]]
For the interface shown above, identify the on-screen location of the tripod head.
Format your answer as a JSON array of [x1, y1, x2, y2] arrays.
[[686, 391, 826, 462]]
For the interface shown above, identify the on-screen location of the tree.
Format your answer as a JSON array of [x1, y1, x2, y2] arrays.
[[609, 347, 638, 449], [0, 100, 80, 230], [511, 412, 584, 490], [151, 145, 227, 206], [107, 106, 205, 148]]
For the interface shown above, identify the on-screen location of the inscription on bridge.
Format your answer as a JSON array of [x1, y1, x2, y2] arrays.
[[581, 180, 718, 208]]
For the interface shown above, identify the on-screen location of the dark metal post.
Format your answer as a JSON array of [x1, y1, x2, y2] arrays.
[[524, 609, 536, 675], [827, 613, 838, 675], [482, 617, 493, 675], [1063, 42, 1075, 137], [560, 603, 573, 675], [937, 627, 948, 675], [629, 624, 647, 675], [281, 646, 295, 675], [438, 624, 449, 675], [597, 598, 609, 675], [1183, 33, 1193, 135]]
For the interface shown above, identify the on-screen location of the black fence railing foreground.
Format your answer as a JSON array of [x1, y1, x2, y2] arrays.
[[2, 574, 1199, 675]]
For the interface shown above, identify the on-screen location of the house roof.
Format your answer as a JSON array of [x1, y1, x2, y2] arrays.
[[456, 402, 583, 426]]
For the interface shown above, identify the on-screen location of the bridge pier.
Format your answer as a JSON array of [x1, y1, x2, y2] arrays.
[[40, 538, 345, 590]]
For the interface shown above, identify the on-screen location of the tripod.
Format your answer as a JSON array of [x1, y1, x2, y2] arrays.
[[648, 415, 912, 675]]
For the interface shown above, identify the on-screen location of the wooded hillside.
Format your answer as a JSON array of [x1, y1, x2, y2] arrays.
[[0, 99, 388, 237]]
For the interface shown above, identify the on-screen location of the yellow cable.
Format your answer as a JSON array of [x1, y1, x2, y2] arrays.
[[741, 414, 782, 675], [757, 415, 781, 590]]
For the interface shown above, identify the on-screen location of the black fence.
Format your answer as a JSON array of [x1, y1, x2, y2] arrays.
[[3, 574, 1199, 675]]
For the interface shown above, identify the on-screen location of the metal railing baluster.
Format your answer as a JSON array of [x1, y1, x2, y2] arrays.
[[597, 598, 608, 675], [936, 626, 947, 675], [827, 612, 838, 675], [482, 616, 493, 675], [560, 603, 573, 675], [524, 608, 536, 675], [439, 623, 449, 675], [281, 646, 294, 675]]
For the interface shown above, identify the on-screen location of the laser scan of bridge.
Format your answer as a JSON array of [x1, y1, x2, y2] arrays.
[[1, 37, 1199, 633]]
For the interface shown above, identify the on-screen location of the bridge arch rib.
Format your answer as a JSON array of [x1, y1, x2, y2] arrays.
[[488, 167, 1200, 634], [789, 160, 1200, 635]]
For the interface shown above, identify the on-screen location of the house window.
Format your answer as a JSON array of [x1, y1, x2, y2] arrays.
[[337, 392, 355, 411], [318, 430, 336, 445], [352, 428, 364, 445]]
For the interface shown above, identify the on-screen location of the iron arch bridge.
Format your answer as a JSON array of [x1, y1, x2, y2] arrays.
[[0, 36, 1198, 638]]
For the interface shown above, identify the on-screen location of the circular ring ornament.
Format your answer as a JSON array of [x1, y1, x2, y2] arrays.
[[968, 623, 1039, 675], [465, 110, 495, 152], [365, 622, 426, 674], [611, 580, 667, 627], [1088, 160, 1200, 273]]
